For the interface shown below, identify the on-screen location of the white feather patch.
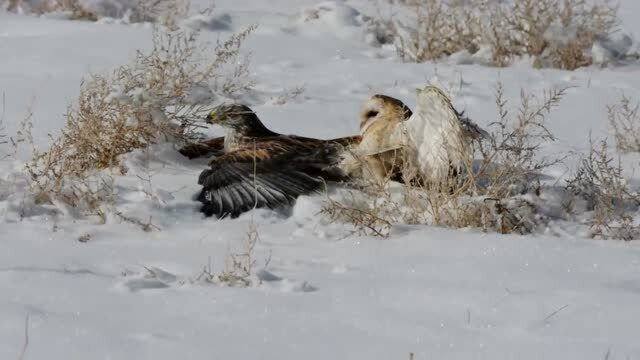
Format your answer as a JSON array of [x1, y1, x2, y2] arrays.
[[399, 87, 470, 183]]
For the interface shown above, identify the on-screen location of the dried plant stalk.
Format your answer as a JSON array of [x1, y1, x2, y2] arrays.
[[609, 95, 640, 153]]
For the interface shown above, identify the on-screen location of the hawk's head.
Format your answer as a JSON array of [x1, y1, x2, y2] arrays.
[[359, 94, 412, 135], [206, 104, 271, 136]]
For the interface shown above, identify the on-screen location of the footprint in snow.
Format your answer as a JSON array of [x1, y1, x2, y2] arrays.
[[117, 266, 177, 292], [116, 267, 316, 293], [121, 278, 170, 292], [256, 269, 317, 293]]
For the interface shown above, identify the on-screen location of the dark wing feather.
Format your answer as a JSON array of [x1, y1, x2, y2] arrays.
[[179, 137, 225, 159], [288, 134, 362, 147], [456, 111, 490, 141], [198, 162, 323, 218], [197, 137, 344, 218]]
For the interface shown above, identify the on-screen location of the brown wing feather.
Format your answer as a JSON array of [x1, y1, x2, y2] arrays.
[[180, 134, 359, 161], [178, 137, 225, 159], [326, 135, 362, 146], [198, 135, 351, 218]]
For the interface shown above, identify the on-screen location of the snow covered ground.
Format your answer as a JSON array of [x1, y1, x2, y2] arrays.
[[1, 1, 640, 359]]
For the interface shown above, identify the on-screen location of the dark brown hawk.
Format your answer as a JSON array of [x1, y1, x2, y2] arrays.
[[193, 104, 361, 218]]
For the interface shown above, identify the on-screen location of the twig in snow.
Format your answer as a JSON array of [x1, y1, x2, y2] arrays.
[[114, 211, 160, 232], [543, 304, 570, 323], [17, 315, 29, 360], [504, 287, 513, 295]]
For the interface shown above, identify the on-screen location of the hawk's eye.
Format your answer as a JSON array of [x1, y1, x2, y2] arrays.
[[366, 110, 379, 118]]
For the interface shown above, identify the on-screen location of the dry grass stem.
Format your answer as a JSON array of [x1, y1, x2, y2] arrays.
[[0, 93, 8, 159], [196, 223, 260, 287], [270, 86, 306, 106], [609, 95, 640, 153]]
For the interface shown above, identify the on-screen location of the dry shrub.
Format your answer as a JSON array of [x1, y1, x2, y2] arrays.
[[25, 26, 254, 214], [386, 0, 618, 70], [323, 84, 566, 237], [471, 84, 566, 198], [3, 0, 97, 20], [196, 223, 260, 287], [489, 0, 618, 69], [391, 0, 483, 61], [566, 138, 640, 240], [217, 223, 259, 286], [425, 85, 565, 233], [3, 0, 100, 21], [9, 105, 36, 158], [609, 95, 640, 153], [128, 0, 191, 26], [2, 0, 196, 25], [322, 182, 395, 237], [52, 0, 98, 21]]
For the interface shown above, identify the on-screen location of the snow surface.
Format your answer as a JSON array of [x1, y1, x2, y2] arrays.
[[2, 0, 640, 359]]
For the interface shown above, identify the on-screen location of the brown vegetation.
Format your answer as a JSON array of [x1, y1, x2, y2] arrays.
[[609, 95, 640, 153], [566, 137, 640, 240], [3, 0, 198, 25], [386, 0, 619, 70], [23, 27, 254, 215]]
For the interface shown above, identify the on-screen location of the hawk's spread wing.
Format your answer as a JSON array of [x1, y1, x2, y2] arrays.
[[197, 136, 351, 218], [197, 162, 324, 218]]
